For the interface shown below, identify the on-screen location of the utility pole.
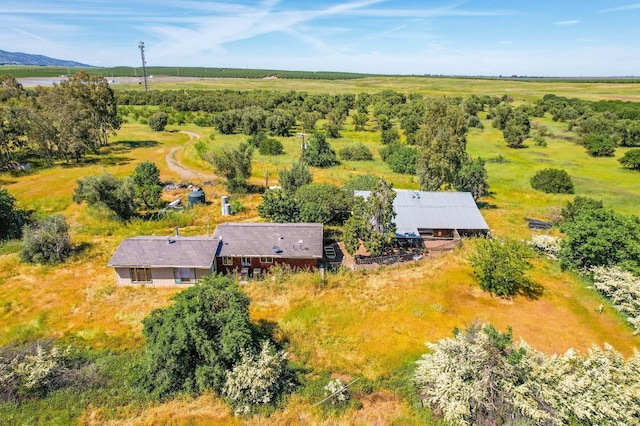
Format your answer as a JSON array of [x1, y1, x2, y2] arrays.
[[138, 41, 148, 92], [297, 125, 307, 163]]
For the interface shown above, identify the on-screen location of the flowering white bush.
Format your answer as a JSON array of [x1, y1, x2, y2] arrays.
[[591, 265, 640, 334], [222, 340, 292, 415], [414, 323, 640, 426], [0, 341, 72, 401], [324, 378, 350, 405], [529, 234, 561, 260]]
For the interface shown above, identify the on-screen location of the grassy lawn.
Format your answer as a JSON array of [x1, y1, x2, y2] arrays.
[[1, 77, 640, 424]]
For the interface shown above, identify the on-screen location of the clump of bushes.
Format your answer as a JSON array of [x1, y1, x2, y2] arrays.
[[414, 323, 640, 426], [591, 266, 640, 334], [339, 144, 373, 161], [619, 148, 640, 170], [0, 340, 97, 401], [530, 168, 574, 194], [147, 111, 168, 131]]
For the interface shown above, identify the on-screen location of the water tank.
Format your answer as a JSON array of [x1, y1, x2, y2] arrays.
[[221, 195, 229, 215], [188, 190, 205, 207], [223, 203, 232, 216]]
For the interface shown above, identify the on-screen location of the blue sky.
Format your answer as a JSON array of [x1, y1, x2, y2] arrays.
[[1, 0, 639, 76]]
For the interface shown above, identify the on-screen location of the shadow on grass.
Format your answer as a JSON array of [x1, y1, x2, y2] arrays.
[[520, 281, 545, 300], [477, 201, 498, 210], [105, 140, 159, 154], [73, 242, 92, 258]]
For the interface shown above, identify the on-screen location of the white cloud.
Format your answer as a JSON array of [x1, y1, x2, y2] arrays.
[[553, 20, 580, 26]]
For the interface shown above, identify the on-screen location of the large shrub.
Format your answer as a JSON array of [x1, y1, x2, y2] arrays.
[[560, 197, 640, 274], [530, 168, 574, 194], [258, 137, 284, 156], [140, 275, 255, 398], [414, 323, 640, 426], [21, 214, 72, 264], [339, 143, 373, 161], [469, 238, 541, 298], [222, 341, 293, 415], [591, 266, 640, 334]]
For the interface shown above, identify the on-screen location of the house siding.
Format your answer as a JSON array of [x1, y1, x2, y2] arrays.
[[114, 267, 212, 287], [215, 256, 318, 276]]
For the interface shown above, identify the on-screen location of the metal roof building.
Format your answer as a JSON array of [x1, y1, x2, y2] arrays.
[[354, 189, 489, 238]]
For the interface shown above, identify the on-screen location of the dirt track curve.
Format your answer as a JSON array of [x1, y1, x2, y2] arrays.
[[165, 131, 215, 181]]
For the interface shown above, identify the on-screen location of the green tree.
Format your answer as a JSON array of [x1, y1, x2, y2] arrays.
[[131, 161, 163, 209], [148, 112, 168, 131], [258, 137, 284, 156], [295, 183, 352, 225], [559, 198, 640, 274], [140, 275, 255, 398], [0, 187, 30, 240], [619, 148, 640, 170], [416, 97, 468, 190], [72, 173, 137, 220], [304, 131, 338, 168], [343, 178, 396, 256], [208, 142, 254, 193], [278, 161, 312, 196], [469, 238, 541, 298], [530, 168, 574, 194], [502, 110, 531, 148], [583, 133, 616, 157], [352, 112, 368, 131], [456, 157, 489, 200], [20, 214, 72, 264], [339, 143, 373, 161], [257, 188, 301, 223], [341, 174, 379, 195]]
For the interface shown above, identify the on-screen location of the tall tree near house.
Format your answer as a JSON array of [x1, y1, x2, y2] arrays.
[[456, 157, 490, 201], [415, 97, 468, 191], [343, 177, 397, 256]]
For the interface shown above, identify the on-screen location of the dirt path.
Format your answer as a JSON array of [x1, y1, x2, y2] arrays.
[[165, 131, 214, 181]]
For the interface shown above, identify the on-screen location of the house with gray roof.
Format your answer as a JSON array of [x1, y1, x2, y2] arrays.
[[354, 189, 489, 249], [108, 223, 324, 285], [212, 222, 324, 278], [107, 236, 218, 287]]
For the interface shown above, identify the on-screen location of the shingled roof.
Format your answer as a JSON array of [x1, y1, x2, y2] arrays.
[[354, 189, 489, 237], [107, 236, 218, 268], [212, 223, 323, 259]]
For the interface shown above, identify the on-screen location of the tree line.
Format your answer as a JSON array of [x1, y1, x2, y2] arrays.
[[0, 73, 120, 169]]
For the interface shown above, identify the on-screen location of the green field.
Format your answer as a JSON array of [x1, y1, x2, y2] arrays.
[[1, 74, 640, 424]]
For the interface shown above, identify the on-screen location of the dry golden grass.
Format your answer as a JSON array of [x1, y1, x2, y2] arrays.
[[82, 393, 239, 426]]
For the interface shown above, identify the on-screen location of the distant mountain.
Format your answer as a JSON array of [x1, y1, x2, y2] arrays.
[[0, 49, 91, 67]]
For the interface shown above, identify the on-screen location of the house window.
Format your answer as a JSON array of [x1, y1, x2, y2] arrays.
[[222, 256, 233, 266], [174, 268, 195, 284], [130, 267, 152, 283], [260, 256, 273, 264], [241, 257, 251, 266]]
